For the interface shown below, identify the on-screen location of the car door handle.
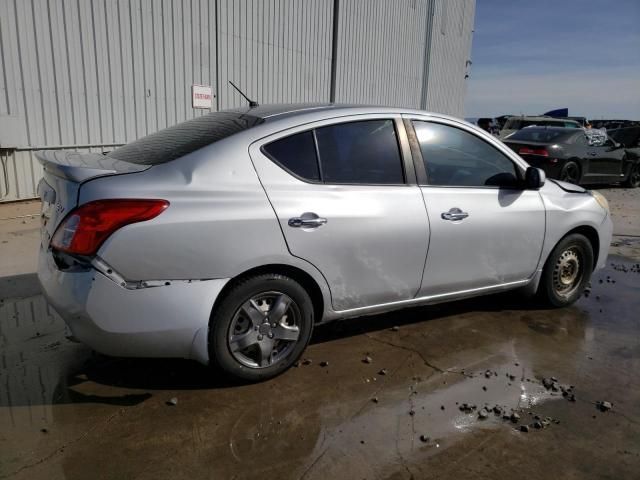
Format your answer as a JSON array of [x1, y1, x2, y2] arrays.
[[288, 213, 327, 228], [588, 152, 597, 156], [441, 208, 469, 221]]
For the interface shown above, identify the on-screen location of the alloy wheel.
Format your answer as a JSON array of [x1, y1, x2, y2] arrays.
[[227, 291, 301, 368], [561, 163, 580, 184]]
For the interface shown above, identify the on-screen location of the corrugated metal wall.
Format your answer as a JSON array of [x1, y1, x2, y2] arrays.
[[425, 0, 475, 116], [0, 0, 475, 202], [334, 0, 429, 107]]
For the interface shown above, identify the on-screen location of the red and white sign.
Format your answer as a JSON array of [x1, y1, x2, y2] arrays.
[[192, 84, 213, 109]]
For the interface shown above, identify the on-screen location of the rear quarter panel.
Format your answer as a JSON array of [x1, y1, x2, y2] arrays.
[[77, 139, 312, 282]]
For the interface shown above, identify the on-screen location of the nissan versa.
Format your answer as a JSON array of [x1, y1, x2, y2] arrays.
[[37, 105, 613, 381]]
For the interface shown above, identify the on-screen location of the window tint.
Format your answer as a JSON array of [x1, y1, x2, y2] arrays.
[[262, 131, 320, 181], [315, 120, 404, 184], [413, 121, 518, 187], [509, 128, 573, 143], [109, 112, 263, 165]]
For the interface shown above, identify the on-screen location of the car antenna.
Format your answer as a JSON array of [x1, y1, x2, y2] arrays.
[[228, 81, 259, 108]]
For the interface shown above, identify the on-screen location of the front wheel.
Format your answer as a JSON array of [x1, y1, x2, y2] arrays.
[[538, 234, 594, 307], [623, 162, 640, 188], [560, 161, 581, 184], [209, 274, 314, 382]]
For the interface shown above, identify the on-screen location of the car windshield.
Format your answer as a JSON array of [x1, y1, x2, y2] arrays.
[[108, 111, 264, 165], [507, 128, 574, 143]]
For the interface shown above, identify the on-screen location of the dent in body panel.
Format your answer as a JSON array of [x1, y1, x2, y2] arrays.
[[537, 182, 608, 271], [79, 140, 293, 281], [418, 187, 545, 296], [247, 119, 430, 312]]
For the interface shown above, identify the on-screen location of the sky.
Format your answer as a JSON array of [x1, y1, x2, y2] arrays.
[[464, 0, 640, 120]]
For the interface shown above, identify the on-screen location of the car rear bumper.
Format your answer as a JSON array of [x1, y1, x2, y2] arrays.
[[37, 247, 229, 364]]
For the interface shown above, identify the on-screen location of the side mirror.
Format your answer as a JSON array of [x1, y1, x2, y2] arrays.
[[525, 167, 546, 189]]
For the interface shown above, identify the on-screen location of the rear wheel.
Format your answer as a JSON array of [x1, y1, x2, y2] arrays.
[[538, 234, 594, 307], [623, 162, 640, 188], [209, 274, 314, 382], [560, 161, 581, 184]]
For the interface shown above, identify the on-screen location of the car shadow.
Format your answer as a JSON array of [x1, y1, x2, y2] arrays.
[[69, 290, 540, 397]]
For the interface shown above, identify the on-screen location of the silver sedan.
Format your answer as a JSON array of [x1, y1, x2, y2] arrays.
[[37, 105, 613, 381]]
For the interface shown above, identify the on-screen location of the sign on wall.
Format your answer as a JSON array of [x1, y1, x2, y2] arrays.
[[192, 84, 214, 109]]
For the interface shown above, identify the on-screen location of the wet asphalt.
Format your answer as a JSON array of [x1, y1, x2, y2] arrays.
[[1, 252, 639, 479]]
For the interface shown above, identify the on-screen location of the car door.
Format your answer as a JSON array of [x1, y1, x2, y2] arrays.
[[249, 116, 430, 311], [406, 117, 545, 297]]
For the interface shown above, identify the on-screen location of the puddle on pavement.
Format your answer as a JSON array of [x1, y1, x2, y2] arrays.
[[0, 255, 639, 476]]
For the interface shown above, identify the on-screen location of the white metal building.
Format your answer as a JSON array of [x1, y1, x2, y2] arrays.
[[0, 0, 475, 202]]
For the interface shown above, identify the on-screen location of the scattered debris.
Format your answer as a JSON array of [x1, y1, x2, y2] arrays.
[[166, 397, 178, 406], [510, 412, 520, 423], [362, 356, 373, 364], [597, 401, 613, 412], [40, 428, 48, 434], [482, 386, 487, 391], [459, 403, 477, 413], [302, 358, 312, 366], [409, 410, 415, 416], [319, 361, 329, 367], [419, 434, 430, 443], [440, 405, 445, 410], [378, 368, 388, 376], [520, 425, 530, 433], [391, 326, 400, 332], [478, 408, 489, 420], [371, 397, 379, 403]]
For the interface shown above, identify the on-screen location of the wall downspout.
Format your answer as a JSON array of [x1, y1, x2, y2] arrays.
[[420, 0, 436, 110], [329, 0, 340, 103]]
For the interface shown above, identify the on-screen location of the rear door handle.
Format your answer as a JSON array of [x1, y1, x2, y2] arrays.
[[588, 152, 597, 156], [288, 212, 327, 229], [441, 207, 469, 221]]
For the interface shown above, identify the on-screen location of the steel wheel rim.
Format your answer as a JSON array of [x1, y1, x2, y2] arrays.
[[228, 291, 301, 369], [562, 164, 579, 184], [552, 247, 583, 298]]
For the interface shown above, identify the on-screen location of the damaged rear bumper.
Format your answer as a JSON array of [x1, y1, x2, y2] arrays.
[[37, 247, 229, 364]]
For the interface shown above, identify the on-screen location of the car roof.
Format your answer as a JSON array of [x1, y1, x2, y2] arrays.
[[508, 116, 578, 122], [225, 103, 461, 123]]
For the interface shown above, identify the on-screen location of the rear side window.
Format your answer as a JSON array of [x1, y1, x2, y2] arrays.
[[413, 121, 517, 187], [263, 119, 405, 185], [315, 120, 404, 184], [262, 131, 320, 181], [108, 112, 263, 165]]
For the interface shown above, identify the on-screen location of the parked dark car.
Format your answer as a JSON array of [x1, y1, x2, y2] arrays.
[[590, 119, 640, 130], [503, 127, 640, 187], [609, 126, 640, 163]]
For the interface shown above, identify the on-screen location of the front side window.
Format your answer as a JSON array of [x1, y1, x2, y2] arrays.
[[413, 121, 518, 187], [315, 120, 404, 184]]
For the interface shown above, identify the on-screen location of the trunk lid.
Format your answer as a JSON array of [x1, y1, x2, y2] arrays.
[[36, 150, 150, 247]]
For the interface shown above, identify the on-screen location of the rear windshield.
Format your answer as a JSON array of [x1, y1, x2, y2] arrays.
[[508, 128, 575, 143], [108, 112, 263, 165]]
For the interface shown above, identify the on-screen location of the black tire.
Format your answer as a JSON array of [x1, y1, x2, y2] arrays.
[[622, 161, 640, 188], [209, 274, 314, 382], [560, 161, 581, 184], [538, 233, 594, 308]]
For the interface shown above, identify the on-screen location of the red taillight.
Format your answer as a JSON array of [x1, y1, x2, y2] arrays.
[[51, 199, 169, 255], [518, 147, 549, 157]]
